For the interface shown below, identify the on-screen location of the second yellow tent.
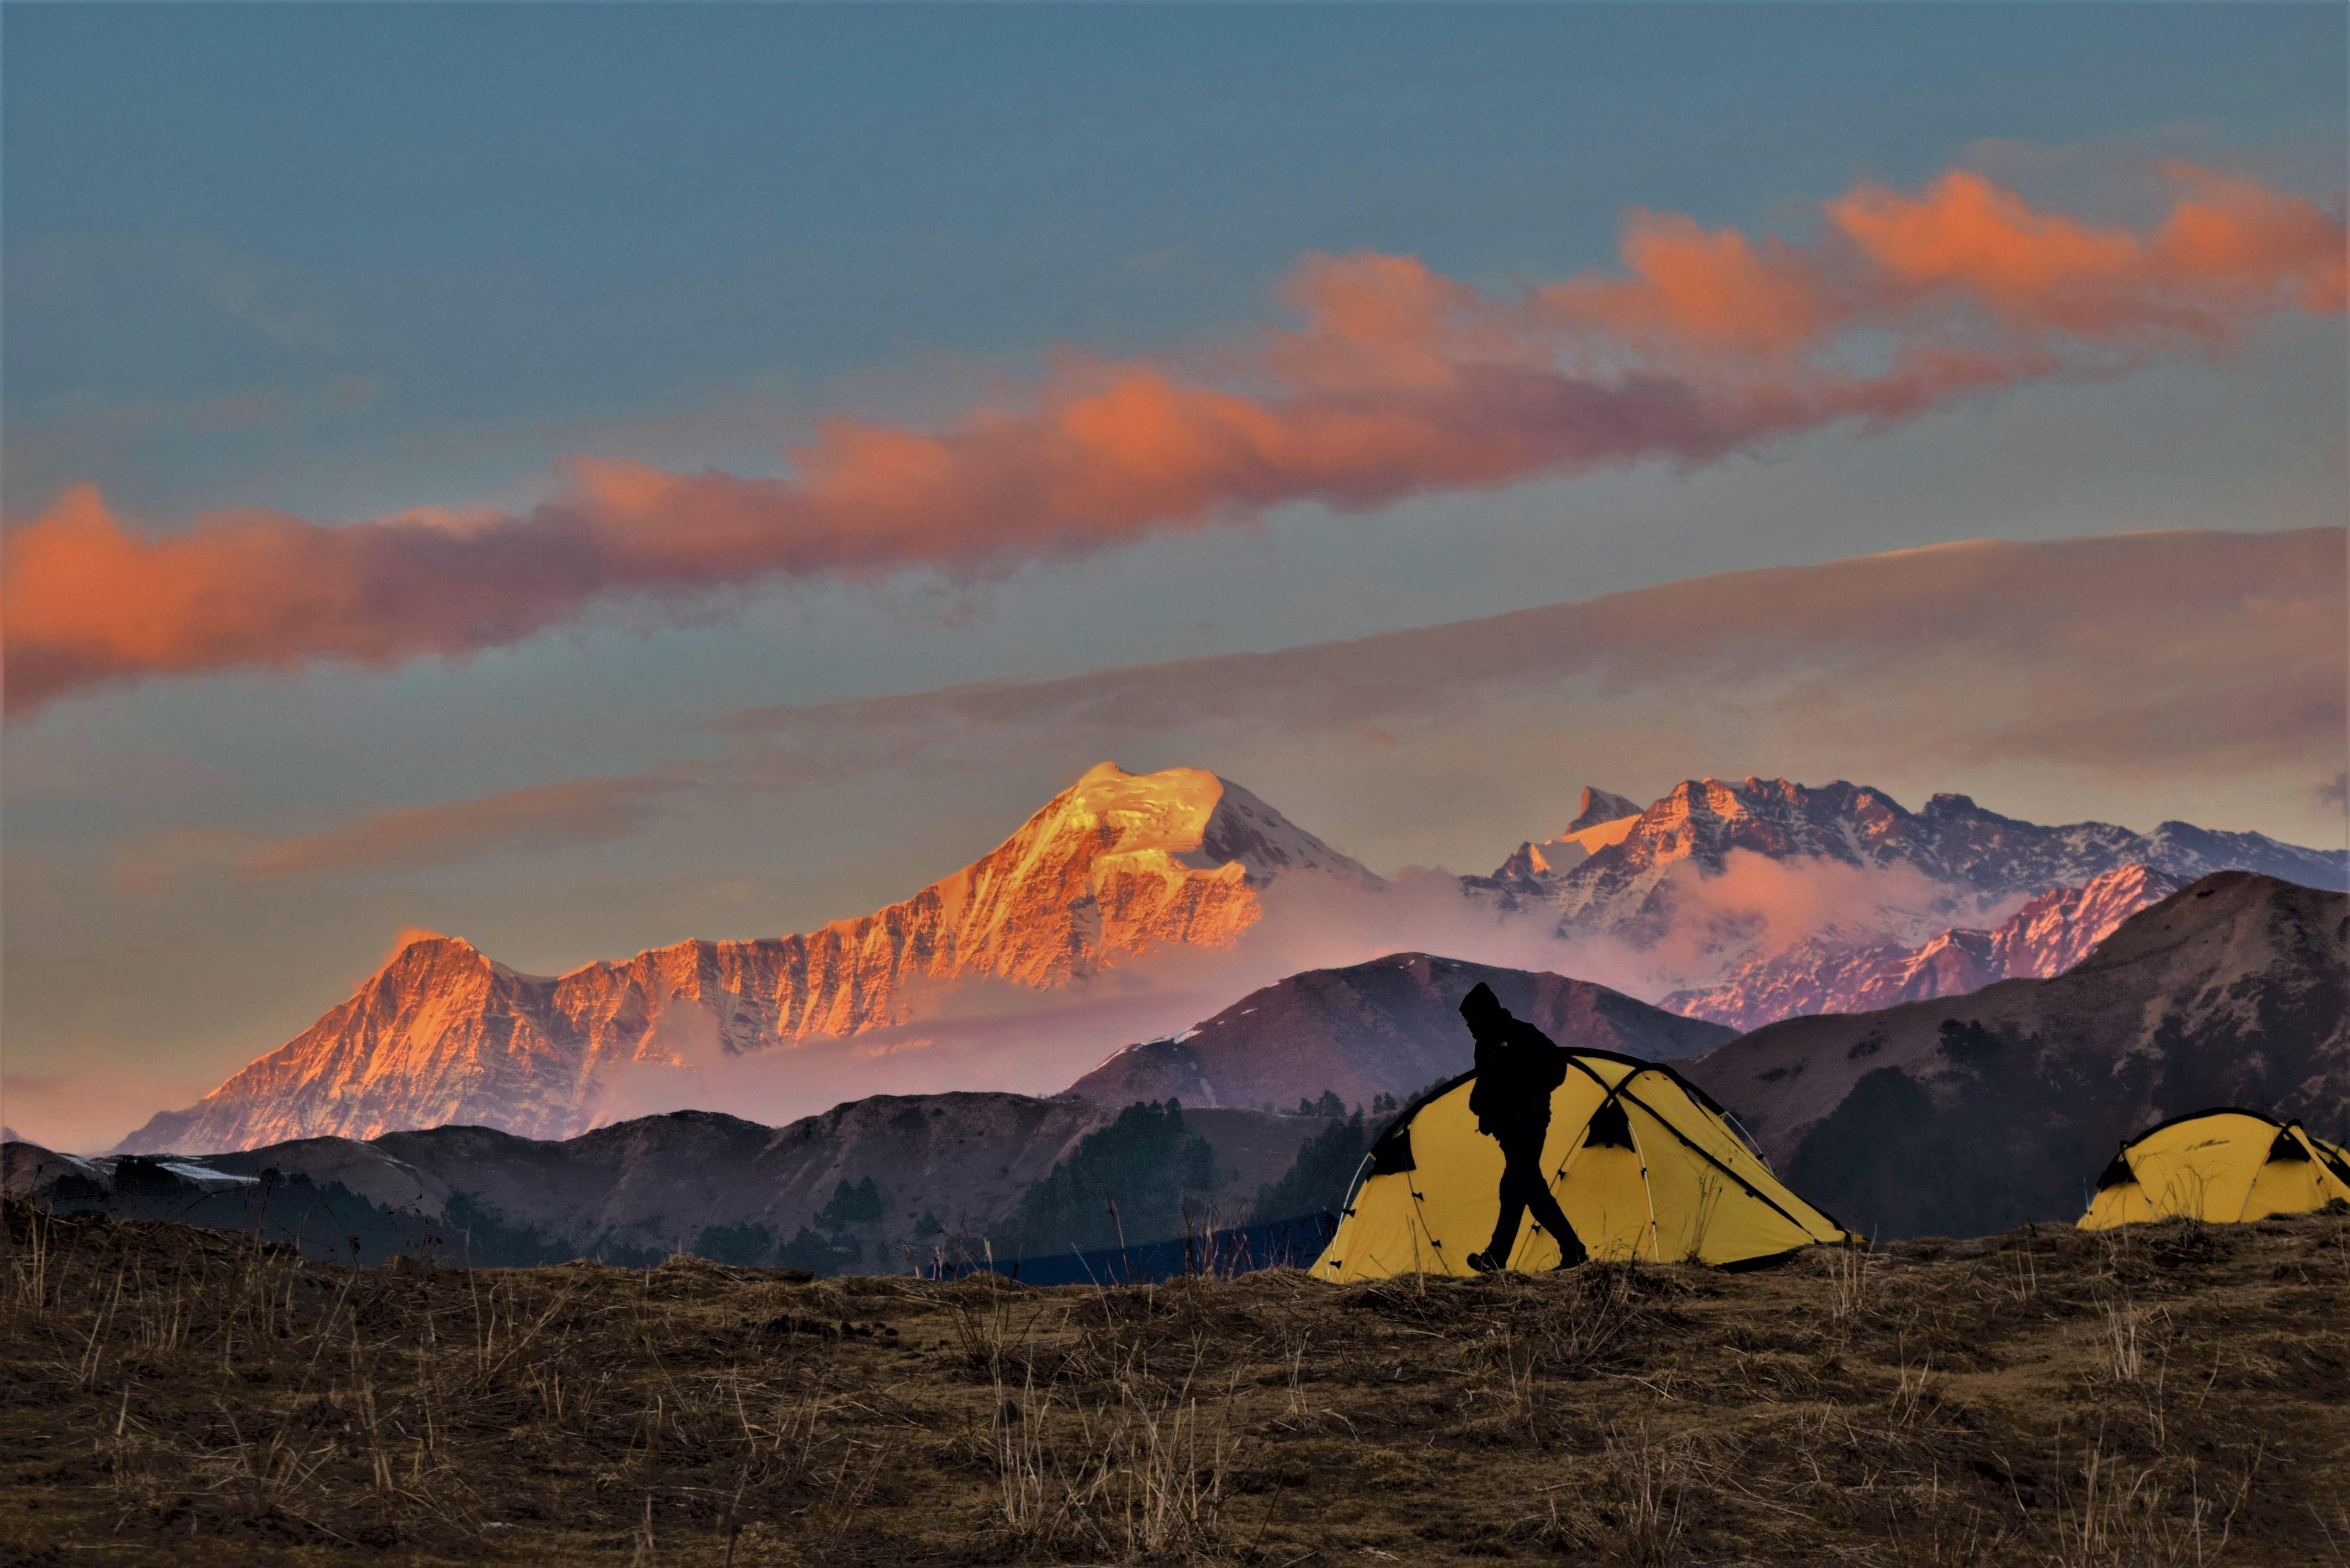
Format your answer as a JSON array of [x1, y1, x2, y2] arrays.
[[2079, 1109, 2350, 1229]]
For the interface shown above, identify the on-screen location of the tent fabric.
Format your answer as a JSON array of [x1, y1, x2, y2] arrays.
[[1310, 1050, 1851, 1280], [2077, 1109, 2350, 1230]]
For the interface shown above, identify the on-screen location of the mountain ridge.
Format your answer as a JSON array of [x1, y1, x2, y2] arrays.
[[120, 762, 1374, 1153], [26, 1093, 1343, 1270], [113, 765, 2347, 1157], [1473, 775, 2346, 953]]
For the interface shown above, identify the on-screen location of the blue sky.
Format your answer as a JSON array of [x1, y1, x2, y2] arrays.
[[4, 4, 2345, 1149], [11, 4, 2342, 523]]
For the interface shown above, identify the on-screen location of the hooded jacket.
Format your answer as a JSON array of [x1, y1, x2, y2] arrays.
[[1459, 983, 1569, 1138]]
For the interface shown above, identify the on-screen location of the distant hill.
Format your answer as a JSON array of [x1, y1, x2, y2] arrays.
[[1681, 871, 2350, 1240], [1063, 952, 1734, 1109], [16, 1092, 1338, 1272]]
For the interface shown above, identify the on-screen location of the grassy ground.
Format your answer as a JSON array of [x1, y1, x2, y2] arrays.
[[2, 1196, 2345, 1566]]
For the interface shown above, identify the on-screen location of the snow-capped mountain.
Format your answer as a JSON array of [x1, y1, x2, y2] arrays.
[[1473, 777, 2346, 950], [1663, 864, 2184, 1031], [118, 762, 1376, 1153], [112, 762, 2344, 1157]]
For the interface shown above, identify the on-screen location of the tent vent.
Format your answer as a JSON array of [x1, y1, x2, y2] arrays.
[[1367, 1122, 1416, 1176], [1585, 1099, 1636, 1151], [2093, 1151, 2136, 1191], [2266, 1127, 2311, 1164]]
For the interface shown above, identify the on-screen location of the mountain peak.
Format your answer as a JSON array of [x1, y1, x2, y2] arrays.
[[1567, 787, 1642, 833], [1046, 760, 1231, 853], [1681, 870, 2350, 1240], [389, 931, 477, 958], [370, 932, 499, 986], [1013, 762, 1372, 886]]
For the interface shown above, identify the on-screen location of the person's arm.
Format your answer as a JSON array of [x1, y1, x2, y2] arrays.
[[1469, 1035, 1497, 1128]]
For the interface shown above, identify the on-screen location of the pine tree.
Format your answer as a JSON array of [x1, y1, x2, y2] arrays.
[[1255, 1109, 1373, 1220], [1006, 1099, 1221, 1254]]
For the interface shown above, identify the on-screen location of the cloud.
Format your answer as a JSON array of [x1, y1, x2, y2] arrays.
[[7, 160, 2341, 714], [1641, 850, 2024, 977], [709, 526, 2347, 794], [111, 775, 682, 892], [235, 777, 681, 880], [99, 525, 2340, 906]]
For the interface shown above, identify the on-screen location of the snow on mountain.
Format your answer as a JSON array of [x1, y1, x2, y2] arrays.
[[118, 762, 1377, 1154], [1472, 777, 2346, 953], [1664, 864, 2184, 1031], [1487, 785, 1645, 883]]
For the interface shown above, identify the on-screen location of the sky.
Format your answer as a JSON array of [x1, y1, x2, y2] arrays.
[[4, 4, 2346, 1151]]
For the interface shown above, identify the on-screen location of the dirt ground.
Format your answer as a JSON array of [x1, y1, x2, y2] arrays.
[[3, 1196, 2345, 1566]]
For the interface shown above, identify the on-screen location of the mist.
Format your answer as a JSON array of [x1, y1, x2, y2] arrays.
[[573, 849, 2003, 1132]]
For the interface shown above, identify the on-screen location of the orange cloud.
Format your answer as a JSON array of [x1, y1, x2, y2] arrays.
[[107, 775, 680, 893], [1826, 165, 2345, 342], [1540, 213, 1830, 356], [6, 159, 2340, 714], [234, 777, 678, 881]]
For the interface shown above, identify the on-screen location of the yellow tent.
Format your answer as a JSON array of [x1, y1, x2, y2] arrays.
[[1310, 1051, 1851, 1280], [2078, 1109, 2350, 1230]]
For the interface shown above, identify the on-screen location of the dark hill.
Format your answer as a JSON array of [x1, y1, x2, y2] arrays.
[[5, 1092, 1332, 1272], [1064, 952, 1734, 1109], [1681, 871, 2349, 1239]]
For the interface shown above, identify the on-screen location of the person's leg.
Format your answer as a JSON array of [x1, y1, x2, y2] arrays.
[[1480, 1170, 1528, 1266], [1525, 1174, 1587, 1266], [1480, 1132, 1553, 1265]]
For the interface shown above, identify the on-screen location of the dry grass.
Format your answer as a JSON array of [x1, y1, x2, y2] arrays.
[[2, 1198, 2345, 1564]]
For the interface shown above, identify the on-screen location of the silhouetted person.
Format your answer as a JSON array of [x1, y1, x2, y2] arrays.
[[1459, 983, 1586, 1271]]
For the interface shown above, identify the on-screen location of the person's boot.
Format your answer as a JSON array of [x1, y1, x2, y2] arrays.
[[1529, 1220, 1587, 1271], [1465, 1250, 1505, 1273]]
